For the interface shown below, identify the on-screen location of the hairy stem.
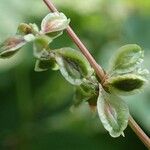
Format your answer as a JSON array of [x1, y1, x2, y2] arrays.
[[43, 0, 150, 148]]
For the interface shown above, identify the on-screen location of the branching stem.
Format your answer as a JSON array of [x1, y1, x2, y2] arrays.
[[43, 0, 150, 149]]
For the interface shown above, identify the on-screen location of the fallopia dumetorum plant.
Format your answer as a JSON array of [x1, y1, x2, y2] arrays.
[[0, 12, 149, 138]]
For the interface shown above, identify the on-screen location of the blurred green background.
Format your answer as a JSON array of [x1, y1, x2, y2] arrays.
[[0, 0, 150, 149]]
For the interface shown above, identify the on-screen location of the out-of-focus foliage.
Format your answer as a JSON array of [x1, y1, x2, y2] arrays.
[[0, 0, 150, 149]]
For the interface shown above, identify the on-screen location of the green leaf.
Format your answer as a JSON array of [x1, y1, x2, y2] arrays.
[[97, 85, 129, 137], [110, 44, 144, 74], [34, 58, 59, 72], [106, 74, 148, 95], [55, 48, 94, 85], [0, 35, 27, 58], [33, 35, 52, 59], [41, 12, 70, 38]]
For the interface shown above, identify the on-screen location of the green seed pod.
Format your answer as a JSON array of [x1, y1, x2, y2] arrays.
[[41, 12, 70, 39], [17, 23, 33, 35], [0, 35, 26, 58]]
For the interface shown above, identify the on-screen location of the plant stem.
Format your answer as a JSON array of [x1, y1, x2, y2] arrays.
[[129, 115, 150, 149], [43, 0, 150, 149]]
